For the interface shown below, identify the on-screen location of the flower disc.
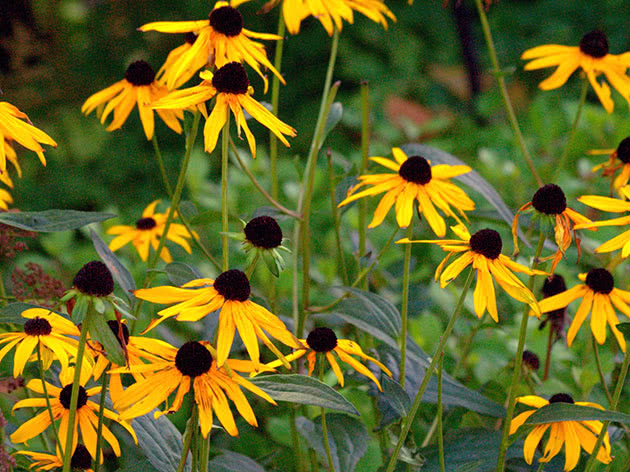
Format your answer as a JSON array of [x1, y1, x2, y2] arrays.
[[125, 60, 156, 86], [542, 274, 567, 298], [549, 392, 574, 404], [214, 269, 251, 301], [579, 30, 609, 58], [107, 320, 130, 346], [24, 317, 52, 336], [585, 268, 614, 294], [617, 137, 630, 164], [73, 261, 114, 297], [522, 350, 540, 370], [212, 62, 249, 95], [306, 327, 338, 353], [532, 183, 566, 215], [244, 216, 283, 249], [71, 444, 92, 470], [175, 341, 212, 377], [209, 6, 243, 37], [469, 229, 502, 260], [59, 384, 88, 409], [398, 155, 432, 185], [136, 217, 157, 230]]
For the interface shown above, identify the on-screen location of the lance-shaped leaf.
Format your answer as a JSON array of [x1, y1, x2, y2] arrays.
[[209, 450, 266, 472], [165, 262, 204, 287], [0, 210, 115, 232], [84, 310, 125, 366], [525, 403, 630, 425], [91, 229, 136, 301]]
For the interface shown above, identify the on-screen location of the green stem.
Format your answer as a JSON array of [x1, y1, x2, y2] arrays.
[[327, 149, 348, 285], [472, 0, 543, 187], [152, 133, 173, 196], [592, 334, 614, 407], [535, 462, 545, 472], [400, 224, 413, 389], [290, 406, 305, 472], [221, 114, 231, 272], [270, 12, 286, 201], [384, 267, 475, 472], [177, 405, 197, 472], [0, 268, 7, 307], [37, 344, 60, 452], [199, 433, 211, 472], [319, 355, 336, 472], [437, 352, 445, 472], [359, 81, 370, 291], [245, 252, 260, 279], [93, 371, 109, 471]]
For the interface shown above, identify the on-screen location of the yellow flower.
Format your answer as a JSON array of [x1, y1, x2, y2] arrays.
[[134, 269, 301, 366], [155, 32, 208, 90], [589, 137, 630, 195], [0, 101, 56, 173], [81, 60, 183, 140], [509, 394, 611, 471], [140, 2, 283, 92], [10, 366, 137, 462], [399, 224, 544, 322], [537, 268, 629, 352], [16, 444, 94, 472], [112, 340, 276, 438], [338, 147, 474, 236], [512, 184, 593, 274], [107, 200, 195, 263], [0, 187, 11, 210], [263, 327, 392, 390], [152, 63, 296, 158], [522, 30, 630, 113]]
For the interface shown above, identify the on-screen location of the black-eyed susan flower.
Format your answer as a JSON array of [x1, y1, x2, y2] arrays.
[[262, 327, 393, 390], [107, 200, 195, 263], [0, 101, 56, 172], [155, 32, 207, 90], [521, 350, 540, 372], [338, 147, 474, 236], [81, 60, 183, 140], [134, 269, 301, 366], [537, 268, 629, 352], [509, 394, 611, 470], [512, 184, 593, 274], [152, 62, 296, 158], [113, 340, 276, 438], [589, 137, 630, 194], [140, 2, 283, 92], [16, 444, 93, 472], [0, 187, 11, 211], [399, 225, 544, 322], [522, 30, 630, 113], [10, 366, 137, 461]]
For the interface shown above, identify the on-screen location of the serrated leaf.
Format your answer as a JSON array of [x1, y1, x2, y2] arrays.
[[133, 409, 191, 472], [616, 322, 630, 339], [250, 374, 359, 416], [84, 310, 125, 366], [296, 414, 368, 472], [209, 450, 266, 472], [525, 402, 630, 425], [90, 229, 136, 301], [0, 210, 115, 232], [165, 262, 204, 286], [0, 303, 64, 324]]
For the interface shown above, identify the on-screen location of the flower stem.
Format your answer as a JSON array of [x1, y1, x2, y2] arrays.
[[176, 404, 197, 472], [472, 0, 542, 187], [152, 133, 172, 196], [198, 432, 211, 472], [319, 355, 336, 472], [0, 268, 7, 307], [542, 321, 554, 381], [400, 224, 413, 389], [221, 114, 231, 272], [93, 371, 109, 471], [535, 462, 545, 472], [327, 149, 348, 285], [269, 13, 286, 201], [290, 405, 305, 472], [592, 334, 614, 406], [36, 343, 60, 452], [359, 81, 370, 291], [437, 352, 445, 472], [384, 267, 475, 472]]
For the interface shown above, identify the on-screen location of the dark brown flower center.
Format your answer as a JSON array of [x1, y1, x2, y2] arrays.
[[185, 32, 198, 45], [24, 317, 52, 336], [306, 327, 338, 353], [59, 384, 88, 409], [71, 444, 92, 470], [398, 155, 432, 185], [585, 268, 614, 294], [136, 217, 157, 230], [73, 261, 114, 297], [213, 269, 250, 301], [106, 320, 130, 347], [579, 30, 609, 58], [549, 392, 574, 404], [617, 137, 630, 164], [531, 184, 566, 215], [175, 341, 212, 377], [211, 62, 249, 95], [522, 350, 540, 371], [209, 6, 243, 37], [542, 274, 567, 298], [244, 216, 283, 249], [125, 60, 156, 86], [469, 229, 502, 260]]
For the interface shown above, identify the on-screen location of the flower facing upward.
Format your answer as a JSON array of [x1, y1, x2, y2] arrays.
[[589, 137, 630, 194], [522, 30, 630, 113], [537, 268, 630, 351], [107, 200, 195, 263], [17, 444, 93, 472], [140, 2, 284, 91], [0, 101, 56, 172], [152, 63, 296, 158], [509, 394, 611, 470], [113, 340, 276, 438], [81, 60, 183, 140], [399, 225, 544, 322], [338, 148, 474, 236]]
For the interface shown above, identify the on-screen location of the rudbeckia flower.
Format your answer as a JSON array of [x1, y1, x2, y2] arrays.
[[589, 137, 630, 194], [113, 340, 276, 438], [399, 225, 544, 322], [107, 200, 195, 263], [152, 62, 296, 158], [81, 60, 183, 140], [512, 184, 593, 274], [134, 269, 301, 366], [155, 32, 207, 90], [537, 268, 629, 351], [0, 101, 56, 172], [2, 140, 25, 178], [0, 187, 11, 210], [16, 444, 93, 472], [509, 394, 612, 470], [140, 2, 283, 91], [262, 327, 393, 390], [10, 366, 137, 461], [338, 147, 475, 236], [522, 30, 630, 113]]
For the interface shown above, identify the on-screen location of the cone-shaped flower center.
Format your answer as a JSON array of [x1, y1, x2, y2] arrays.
[[175, 341, 213, 377], [244, 216, 283, 249], [617, 137, 630, 164], [531, 183, 566, 215], [579, 30, 609, 58], [136, 217, 157, 230], [209, 6, 243, 37], [24, 317, 52, 336], [398, 156, 432, 185], [185, 32, 198, 45], [71, 444, 92, 470], [542, 274, 567, 298], [522, 350, 540, 370], [107, 320, 130, 347], [73, 261, 114, 297], [469, 229, 502, 260], [59, 384, 88, 409], [214, 269, 251, 301], [125, 60, 156, 86], [549, 392, 574, 404], [306, 327, 338, 353], [585, 268, 614, 294], [212, 62, 249, 95]]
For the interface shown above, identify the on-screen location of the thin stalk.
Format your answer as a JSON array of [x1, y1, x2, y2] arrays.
[[93, 371, 109, 471], [176, 405, 197, 472], [319, 355, 336, 472], [0, 268, 6, 307], [36, 344, 60, 452], [327, 149, 348, 285], [535, 462, 545, 472], [472, 0, 543, 187], [152, 133, 173, 196], [245, 252, 260, 279], [199, 433, 211, 472], [290, 406, 305, 472], [542, 321, 554, 381], [359, 81, 370, 291], [592, 335, 614, 406], [437, 352, 445, 472], [221, 114, 231, 272], [270, 13, 286, 201], [400, 224, 413, 389], [384, 267, 475, 472]]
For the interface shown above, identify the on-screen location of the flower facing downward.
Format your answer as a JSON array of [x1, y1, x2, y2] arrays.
[[509, 394, 611, 470], [589, 137, 630, 194], [522, 30, 630, 113], [539, 274, 568, 340], [338, 148, 474, 236], [17, 444, 94, 472], [155, 33, 207, 90]]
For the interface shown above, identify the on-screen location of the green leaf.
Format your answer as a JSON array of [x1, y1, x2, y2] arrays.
[[616, 322, 630, 339], [133, 409, 191, 472], [296, 413, 368, 472], [322, 102, 343, 145], [250, 374, 359, 416], [334, 287, 401, 341], [0, 303, 65, 324], [0, 210, 115, 232], [71, 296, 89, 324], [525, 402, 630, 425], [84, 310, 125, 366], [90, 229, 136, 301], [262, 249, 280, 277], [373, 376, 410, 428], [165, 262, 203, 287], [209, 450, 266, 472]]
